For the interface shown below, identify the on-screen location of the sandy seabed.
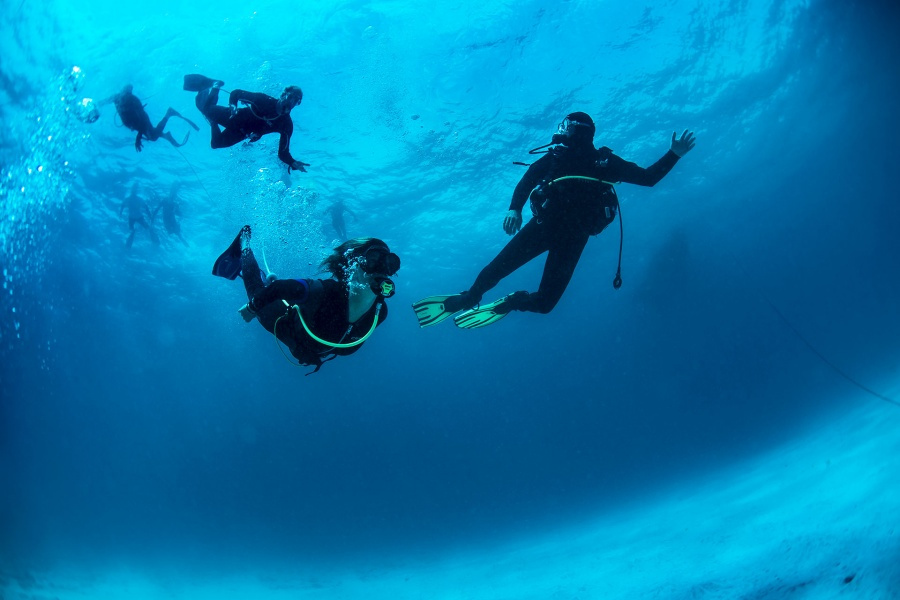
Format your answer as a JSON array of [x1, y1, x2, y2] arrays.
[[3, 399, 899, 599]]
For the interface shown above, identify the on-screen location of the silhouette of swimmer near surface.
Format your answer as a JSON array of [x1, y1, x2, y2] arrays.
[[153, 190, 187, 245], [120, 184, 159, 249], [100, 85, 199, 152], [184, 74, 309, 173], [326, 200, 357, 240], [212, 226, 399, 373]]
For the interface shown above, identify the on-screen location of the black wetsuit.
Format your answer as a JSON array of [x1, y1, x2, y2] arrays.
[[240, 249, 387, 370], [115, 92, 156, 136], [467, 142, 681, 314], [120, 193, 159, 248], [158, 199, 181, 235], [197, 88, 298, 167], [327, 203, 355, 239], [154, 198, 185, 242], [114, 90, 193, 151]]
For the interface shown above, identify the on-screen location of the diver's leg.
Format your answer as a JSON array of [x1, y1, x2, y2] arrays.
[[152, 108, 176, 135], [210, 124, 245, 149], [195, 87, 221, 116], [183, 74, 224, 92], [468, 218, 549, 301], [241, 242, 266, 300], [125, 109, 157, 142], [513, 226, 590, 314], [161, 131, 189, 148], [145, 108, 180, 142], [167, 107, 199, 131]]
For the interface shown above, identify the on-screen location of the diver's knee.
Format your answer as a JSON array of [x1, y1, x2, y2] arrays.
[[528, 293, 558, 314]]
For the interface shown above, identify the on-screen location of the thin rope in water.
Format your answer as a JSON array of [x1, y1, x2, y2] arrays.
[[173, 146, 215, 204], [728, 250, 899, 408]]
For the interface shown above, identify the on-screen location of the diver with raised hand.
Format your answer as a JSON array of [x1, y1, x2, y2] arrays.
[[184, 74, 309, 173], [413, 112, 695, 329], [212, 226, 400, 373], [99, 84, 199, 152]]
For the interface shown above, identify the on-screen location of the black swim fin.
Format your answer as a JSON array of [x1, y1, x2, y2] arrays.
[[212, 228, 244, 280], [183, 74, 224, 92]]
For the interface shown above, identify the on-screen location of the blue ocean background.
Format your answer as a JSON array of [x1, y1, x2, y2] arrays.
[[2, 0, 899, 597]]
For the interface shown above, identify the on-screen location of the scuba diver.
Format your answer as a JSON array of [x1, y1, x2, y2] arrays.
[[413, 112, 695, 329], [120, 183, 159, 249], [100, 84, 199, 152], [212, 226, 400, 373], [326, 200, 358, 240], [152, 184, 187, 245], [183, 74, 310, 173]]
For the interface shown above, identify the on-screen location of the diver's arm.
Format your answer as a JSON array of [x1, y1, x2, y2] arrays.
[[503, 155, 551, 234], [609, 151, 679, 187], [276, 122, 296, 166], [277, 118, 309, 172], [229, 90, 275, 110], [228, 89, 250, 107], [612, 131, 695, 187], [509, 154, 552, 211], [96, 93, 119, 107]]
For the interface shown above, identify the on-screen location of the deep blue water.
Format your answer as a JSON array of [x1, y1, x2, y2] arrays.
[[2, 0, 899, 575]]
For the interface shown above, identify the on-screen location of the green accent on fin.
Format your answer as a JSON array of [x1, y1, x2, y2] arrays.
[[453, 296, 512, 330], [412, 294, 460, 328]]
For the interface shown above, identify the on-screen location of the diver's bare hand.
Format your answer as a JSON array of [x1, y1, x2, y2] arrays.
[[671, 130, 696, 157], [238, 303, 257, 322], [503, 209, 522, 235]]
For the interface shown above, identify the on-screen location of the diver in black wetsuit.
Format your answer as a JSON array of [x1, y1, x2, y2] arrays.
[[326, 200, 357, 240], [153, 185, 186, 244], [212, 226, 400, 373], [101, 85, 199, 152], [413, 112, 695, 329], [120, 183, 159, 249], [184, 74, 309, 173]]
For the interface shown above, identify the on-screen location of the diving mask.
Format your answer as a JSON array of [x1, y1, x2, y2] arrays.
[[557, 116, 593, 137], [360, 246, 400, 277]]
